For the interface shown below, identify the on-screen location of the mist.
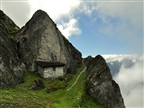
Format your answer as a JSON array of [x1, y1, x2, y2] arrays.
[[103, 54, 143, 108]]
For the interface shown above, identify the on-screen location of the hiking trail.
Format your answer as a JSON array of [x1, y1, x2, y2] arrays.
[[67, 67, 87, 92]]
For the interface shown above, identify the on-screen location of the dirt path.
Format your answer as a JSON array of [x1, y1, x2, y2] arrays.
[[67, 67, 87, 92]]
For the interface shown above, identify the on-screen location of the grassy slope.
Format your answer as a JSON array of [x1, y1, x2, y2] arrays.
[[0, 13, 104, 108], [0, 67, 104, 108]]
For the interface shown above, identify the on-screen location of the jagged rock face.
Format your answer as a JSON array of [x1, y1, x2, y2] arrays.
[[86, 55, 125, 108], [0, 10, 26, 89], [0, 10, 19, 30], [16, 10, 82, 74], [83, 55, 93, 66]]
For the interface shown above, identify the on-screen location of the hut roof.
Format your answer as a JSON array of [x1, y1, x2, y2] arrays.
[[36, 61, 65, 68]]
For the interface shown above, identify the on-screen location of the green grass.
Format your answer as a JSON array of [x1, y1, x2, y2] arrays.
[[0, 19, 19, 40], [51, 68, 85, 108], [0, 67, 104, 108], [81, 92, 104, 108], [0, 72, 50, 108]]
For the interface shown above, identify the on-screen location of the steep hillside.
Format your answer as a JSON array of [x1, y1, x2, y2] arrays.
[[0, 10, 26, 88], [85, 55, 125, 108], [16, 10, 82, 74], [0, 66, 104, 108]]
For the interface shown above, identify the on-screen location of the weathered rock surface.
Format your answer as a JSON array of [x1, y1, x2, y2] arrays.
[[85, 55, 125, 108], [0, 10, 26, 89], [83, 55, 93, 66], [16, 10, 82, 74], [0, 10, 19, 31], [31, 79, 45, 90]]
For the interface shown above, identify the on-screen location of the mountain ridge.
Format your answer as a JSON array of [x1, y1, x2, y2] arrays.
[[84, 55, 125, 108], [16, 9, 82, 74], [0, 10, 125, 108]]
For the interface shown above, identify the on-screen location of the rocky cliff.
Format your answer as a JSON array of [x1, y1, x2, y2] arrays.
[[16, 10, 82, 74], [0, 10, 25, 88], [85, 55, 125, 108], [0, 9, 81, 88], [0, 11, 125, 108]]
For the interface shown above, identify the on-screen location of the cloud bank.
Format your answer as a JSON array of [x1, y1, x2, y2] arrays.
[[103, 54, 144, 108]]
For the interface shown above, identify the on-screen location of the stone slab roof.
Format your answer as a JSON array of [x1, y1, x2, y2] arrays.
[[36, 61, 65, 68]]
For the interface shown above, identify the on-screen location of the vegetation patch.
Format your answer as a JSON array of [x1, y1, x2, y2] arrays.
[[0, 19, 19, 40], [0, 67, 104, 108]]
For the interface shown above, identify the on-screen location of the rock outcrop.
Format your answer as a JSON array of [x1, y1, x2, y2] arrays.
[[83, 55, 93, 66], [0, 9, 81, 88], [0, 10, 25, 89], [85, 55, 125, 108], [16, 10, 82, 74]]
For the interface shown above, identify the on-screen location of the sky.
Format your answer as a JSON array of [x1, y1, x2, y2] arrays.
[[0, 0, 143, 108]]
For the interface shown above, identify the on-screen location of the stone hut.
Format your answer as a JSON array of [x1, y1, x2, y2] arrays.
[[36, 61, 65, 79]]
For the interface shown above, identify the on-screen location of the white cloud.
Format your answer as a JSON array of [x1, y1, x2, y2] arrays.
[[95, 2, 143, 54], [78, 1, 96, 16], [3, 1, 142, 42], [102, 54, 142, 62], [28, 0, 102, 39], [29, 0, 82, 38], [1, 0, 84, 38], [103, 54, 144, 108], [57, 19, 81, 38], [114, 60, 143, 107], [2, 2, 31, 27], [96, 2, 143, 29], [29, 0, 81, 20], [0, 1, 101, 39], [123, 84, 143, 108]]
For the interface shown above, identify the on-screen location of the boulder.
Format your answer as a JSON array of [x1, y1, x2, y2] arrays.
[[34, 79, 45, 89], [16, 10, 82, 75], [31, 79, 45, 90], [86, 55, 125, 108]]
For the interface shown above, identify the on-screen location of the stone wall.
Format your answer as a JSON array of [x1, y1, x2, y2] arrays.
[[42, 67, 64, 79]]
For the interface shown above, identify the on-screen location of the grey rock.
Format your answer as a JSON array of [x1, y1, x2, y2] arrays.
[[83, 55, 93, 67], [31, 79, 45, 90], [0, 10, 26, 89], [16, 10, 82, 74], [86, 55, 125, 108], [0, 10, 19, 30]]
